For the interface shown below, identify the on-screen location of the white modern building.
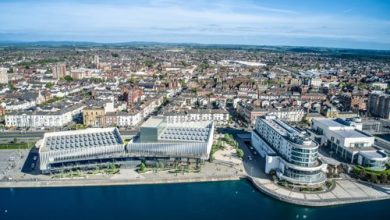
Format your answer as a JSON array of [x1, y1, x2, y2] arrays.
[[38, 128, 125, 173], [310, 118, 388, 170], [127, 116, 214, 161], [252, 115, 327, 186]]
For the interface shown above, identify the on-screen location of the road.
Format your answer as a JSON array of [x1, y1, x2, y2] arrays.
[[0, 130, 138, 139]]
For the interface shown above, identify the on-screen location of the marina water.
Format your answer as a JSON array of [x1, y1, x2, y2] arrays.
[[1, 180, 389, 220]]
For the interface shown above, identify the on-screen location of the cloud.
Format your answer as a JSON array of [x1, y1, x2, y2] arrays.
[[0, 0, 389, 49]]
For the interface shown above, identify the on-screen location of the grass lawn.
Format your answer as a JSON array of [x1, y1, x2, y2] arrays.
[[0, 142, 35, 149]]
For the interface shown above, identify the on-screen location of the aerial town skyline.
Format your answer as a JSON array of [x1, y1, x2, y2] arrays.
[[1, 1, 390, 219]]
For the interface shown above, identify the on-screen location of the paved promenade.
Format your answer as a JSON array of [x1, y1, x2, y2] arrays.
[[0, 161, 245, 188], [249, 176, 390, 207], [236, 134, 390, 207], [0, 174, 241, 188]]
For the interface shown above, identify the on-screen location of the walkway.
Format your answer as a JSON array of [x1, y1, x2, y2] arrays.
[[236, 134, 390, 206]]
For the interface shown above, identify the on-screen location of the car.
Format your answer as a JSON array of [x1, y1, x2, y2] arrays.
[[249, 146, 254, 150], [247, 156, 253, 161], [33, 156, 37, 161]]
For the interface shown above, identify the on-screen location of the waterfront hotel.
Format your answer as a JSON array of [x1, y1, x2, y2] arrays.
[[127, 116, 214, 163], [38, 127, 125, 173], [251, 115, 327, 186], [310, 118, 388, 170]]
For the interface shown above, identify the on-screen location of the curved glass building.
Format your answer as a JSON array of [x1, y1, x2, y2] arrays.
[[251, 115, 327, 186]]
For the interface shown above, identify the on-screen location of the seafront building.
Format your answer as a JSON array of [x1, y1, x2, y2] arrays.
[[37, 116, 214, 173], [38, 127, 125, 173], [310, 118, 388, 170], [127, 116, 214, 163], [251, 115, 327, 186]]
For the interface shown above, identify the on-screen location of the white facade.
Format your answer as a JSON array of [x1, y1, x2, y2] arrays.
[[39, 127, 124, 172], [0, 67, 8, 84], [3, 100, 36, 111], [310, 118, 388, 170], [268, 109, 305, 122], [127, 117, 214, 160], [5, 105, 84, 128], [165, 110, 229, 125], [252, 115, 327, 186], [117, 112, 142, 127], [310, 77, 322, 87]]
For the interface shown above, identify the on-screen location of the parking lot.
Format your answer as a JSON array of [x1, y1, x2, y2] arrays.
[[0, 149, 30, 180]]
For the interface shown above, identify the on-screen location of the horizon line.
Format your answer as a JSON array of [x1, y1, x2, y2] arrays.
[[1, 40, 390, 52]]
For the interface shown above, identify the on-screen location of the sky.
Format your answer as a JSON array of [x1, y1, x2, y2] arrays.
[[0, 0, 389, 50]]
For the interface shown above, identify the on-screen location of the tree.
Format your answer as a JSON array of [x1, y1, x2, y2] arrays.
[[380, 173, 388, 184], [128, 76, 137, 84], [370, 173, 378, 184], [359, 168, 367, 180], [236, 149, 244, 158], [139, 162, 146, 172], [46, 82, 54, 88], [8, 82, 16, 91], [63, 75, 73, 82]]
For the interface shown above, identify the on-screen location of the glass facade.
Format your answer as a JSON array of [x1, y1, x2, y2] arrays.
[[290, 147, 319, 167], [140, 127, 159, 142], [283, 168, 326, 184]]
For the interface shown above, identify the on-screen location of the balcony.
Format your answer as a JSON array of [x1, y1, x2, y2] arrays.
[[278, 171, 326, 185]]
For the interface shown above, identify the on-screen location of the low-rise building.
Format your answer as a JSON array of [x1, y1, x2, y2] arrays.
[[164, 109, 229, 126], [237, 102, 305, 126], [5, 104, 84, 128], [309, 118, 388, 170], [83, 107, 106, 127]]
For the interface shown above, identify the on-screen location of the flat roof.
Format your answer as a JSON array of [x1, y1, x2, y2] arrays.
[[141, 117, 164, 128], [40, 128, 123, 153], [159, 126, 210, 142], [337, 130, 371, 138], [260, 116, 317, 148], [314, 119, 346, 128], [360, 150, 388, 160]]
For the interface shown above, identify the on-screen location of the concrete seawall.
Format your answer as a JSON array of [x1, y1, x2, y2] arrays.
[[2, 173, 389, 207], [0, 175, 243, 189], [247, 176, 390, 207]]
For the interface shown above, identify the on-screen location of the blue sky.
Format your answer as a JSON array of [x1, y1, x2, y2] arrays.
[[0, 0, 389, 49]]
